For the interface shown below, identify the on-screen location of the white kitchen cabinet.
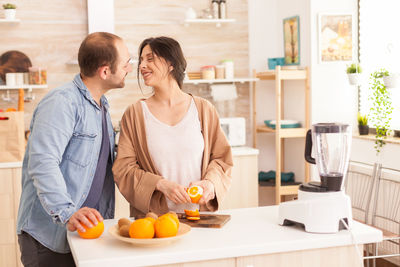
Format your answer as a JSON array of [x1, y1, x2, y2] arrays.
[[219, 148, 259, 210], [0, 163, 22, 267]]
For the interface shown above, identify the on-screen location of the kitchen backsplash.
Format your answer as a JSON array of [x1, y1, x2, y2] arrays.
[[0, 0, 251, 145]]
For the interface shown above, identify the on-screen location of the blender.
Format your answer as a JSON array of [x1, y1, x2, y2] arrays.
[[278, 123, 353, 233]]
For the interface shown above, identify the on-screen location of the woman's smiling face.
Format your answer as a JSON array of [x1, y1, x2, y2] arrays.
[[139, 44, 171, 87]]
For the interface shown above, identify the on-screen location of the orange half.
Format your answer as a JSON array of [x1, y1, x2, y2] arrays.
[[184, 209, 200, 217], [187, 185, 203, 203], [186, 216, 200, 221]]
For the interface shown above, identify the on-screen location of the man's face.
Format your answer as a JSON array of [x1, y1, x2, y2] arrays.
[[107, 39, 132, 89]]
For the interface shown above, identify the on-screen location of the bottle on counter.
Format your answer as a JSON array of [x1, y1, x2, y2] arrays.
[[219, 0, 226, 19], [211, 0, 219, 19]]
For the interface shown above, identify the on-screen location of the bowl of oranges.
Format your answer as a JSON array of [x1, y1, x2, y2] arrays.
[[108, 211, 191, 247]]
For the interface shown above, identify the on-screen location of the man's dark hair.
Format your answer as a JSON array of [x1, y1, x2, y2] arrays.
[[78, 32, 122, 77]]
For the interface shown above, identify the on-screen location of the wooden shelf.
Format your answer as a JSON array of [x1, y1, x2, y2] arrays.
[[67, 57, 138, 65], [184, 77, 258, 85], [0, 18, 20, 24], [252, 66, 310, 204], [279, 185, 301, 196], [257, 69, 307, 80], [0, 84, 48, 90], [259, 180, 301, 187], [183, 18, 236, 27], [256, 126, 307, 138]]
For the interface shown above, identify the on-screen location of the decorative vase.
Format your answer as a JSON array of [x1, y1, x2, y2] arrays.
[[4, 9, 16, 20], [358, 125, 369, 135], [185, 7, 196, 20], [383, 74, 400, 88], [347, 73, 361, 86]]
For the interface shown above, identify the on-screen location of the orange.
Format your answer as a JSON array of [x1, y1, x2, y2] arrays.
[[5, 108, 16, 112], [161, 213, 179, 228], [77, 221, 104, 239], [129, 218, 155, 239], [184, 209, 200, 217], [186, 216, 200, 221], [187, 185, 203, 204], [145, 216, 156, 225], [154, 215, 178, 238]]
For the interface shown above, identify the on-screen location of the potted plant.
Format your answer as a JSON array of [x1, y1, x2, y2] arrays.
[[382, 70, 400, 88], [357, 112, 369, 135], [346, 63, 362, 86], [369, 69, 393, 154], [3, 3, 16, 20]]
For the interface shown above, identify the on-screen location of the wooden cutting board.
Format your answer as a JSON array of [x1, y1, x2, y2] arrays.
[[177, 213, 231, 228]]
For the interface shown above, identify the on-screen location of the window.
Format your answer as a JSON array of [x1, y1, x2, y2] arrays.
[[359, 0, 400, 130]]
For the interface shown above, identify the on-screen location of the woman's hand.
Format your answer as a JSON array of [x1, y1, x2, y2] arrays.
[[66, 207, 103, 232], [189, 180, 215, 206], [156, 179, 191, 204]]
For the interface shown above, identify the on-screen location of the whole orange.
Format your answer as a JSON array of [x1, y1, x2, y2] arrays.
[[144, 217, 156, 225], [161, 213, 180, 228], [129, 218, 155, 239], [77, 221, 104, 239], [155, 215, 178, 238]]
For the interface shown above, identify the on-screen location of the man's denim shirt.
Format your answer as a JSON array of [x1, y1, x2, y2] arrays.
[[17, 74, 115, 253]]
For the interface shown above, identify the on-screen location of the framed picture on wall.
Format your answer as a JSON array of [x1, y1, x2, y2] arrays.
[[318, 13, 353, 62], [283, 16, 300, 65]]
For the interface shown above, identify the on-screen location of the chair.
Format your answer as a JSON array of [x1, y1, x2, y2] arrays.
[[345, 161, 378, 223], [345, 161, 379, 267], [365, 165, 400, 267]]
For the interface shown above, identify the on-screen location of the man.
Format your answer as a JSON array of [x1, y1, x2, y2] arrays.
[[16, 32, 132, 266]]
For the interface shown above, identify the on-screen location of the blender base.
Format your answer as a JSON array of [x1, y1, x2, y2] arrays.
[[278, 190, 353, 233]]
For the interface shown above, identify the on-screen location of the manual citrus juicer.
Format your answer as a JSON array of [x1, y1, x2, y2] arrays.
[[278, 123, 353, 233]]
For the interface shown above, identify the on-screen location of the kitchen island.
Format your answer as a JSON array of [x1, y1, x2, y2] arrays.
[[67, 206, 382, 267]]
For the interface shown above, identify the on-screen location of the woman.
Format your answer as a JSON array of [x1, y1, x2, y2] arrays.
[[113, 36, 233, 217]]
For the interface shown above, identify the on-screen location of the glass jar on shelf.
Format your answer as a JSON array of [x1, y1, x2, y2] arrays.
[[201, 65, 215, 80], [28, 67, 47, 85], [215, 65, 225, 79]]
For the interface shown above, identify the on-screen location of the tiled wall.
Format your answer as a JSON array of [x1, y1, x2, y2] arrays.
[[1, 0, 251, 144]]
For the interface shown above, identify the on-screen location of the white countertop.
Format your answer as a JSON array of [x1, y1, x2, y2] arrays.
[[67, 206, 382, 267], [231, 146, 259, 156], [0, 161, 22, 169]]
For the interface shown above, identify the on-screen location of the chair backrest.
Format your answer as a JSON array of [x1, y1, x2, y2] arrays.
[[345, 161, 379, 223], [371, 165, 400, 233], [371, 165, 400, 264]]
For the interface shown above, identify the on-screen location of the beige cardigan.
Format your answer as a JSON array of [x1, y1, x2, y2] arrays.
[[112, 95, 233, 217]]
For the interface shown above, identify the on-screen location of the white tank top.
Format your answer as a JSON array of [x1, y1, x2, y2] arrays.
[[141, 98, 205, 212]]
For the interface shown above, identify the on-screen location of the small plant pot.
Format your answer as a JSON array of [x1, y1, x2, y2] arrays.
[[347, 73, 361, 86], [383, 74, 400, 88], [4, 9, 16, 20], [358, 125, 369, 135]]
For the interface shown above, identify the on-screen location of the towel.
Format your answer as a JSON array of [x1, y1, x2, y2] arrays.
[[210, 84, 237, 102], [258, 170, 295, 183]]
